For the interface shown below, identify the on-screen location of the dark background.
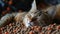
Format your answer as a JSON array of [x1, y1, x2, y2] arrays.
[[0, 0, 60, 10]]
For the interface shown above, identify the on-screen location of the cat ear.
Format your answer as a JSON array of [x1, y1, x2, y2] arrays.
[[29, 0, 37, 12], [47, 6, 56, 18]]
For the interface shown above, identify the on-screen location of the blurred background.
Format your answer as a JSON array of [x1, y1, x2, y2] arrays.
[[0, 0, 60, 15]]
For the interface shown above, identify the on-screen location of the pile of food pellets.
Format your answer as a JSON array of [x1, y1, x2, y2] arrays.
[[0, 22, 60, 34]]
